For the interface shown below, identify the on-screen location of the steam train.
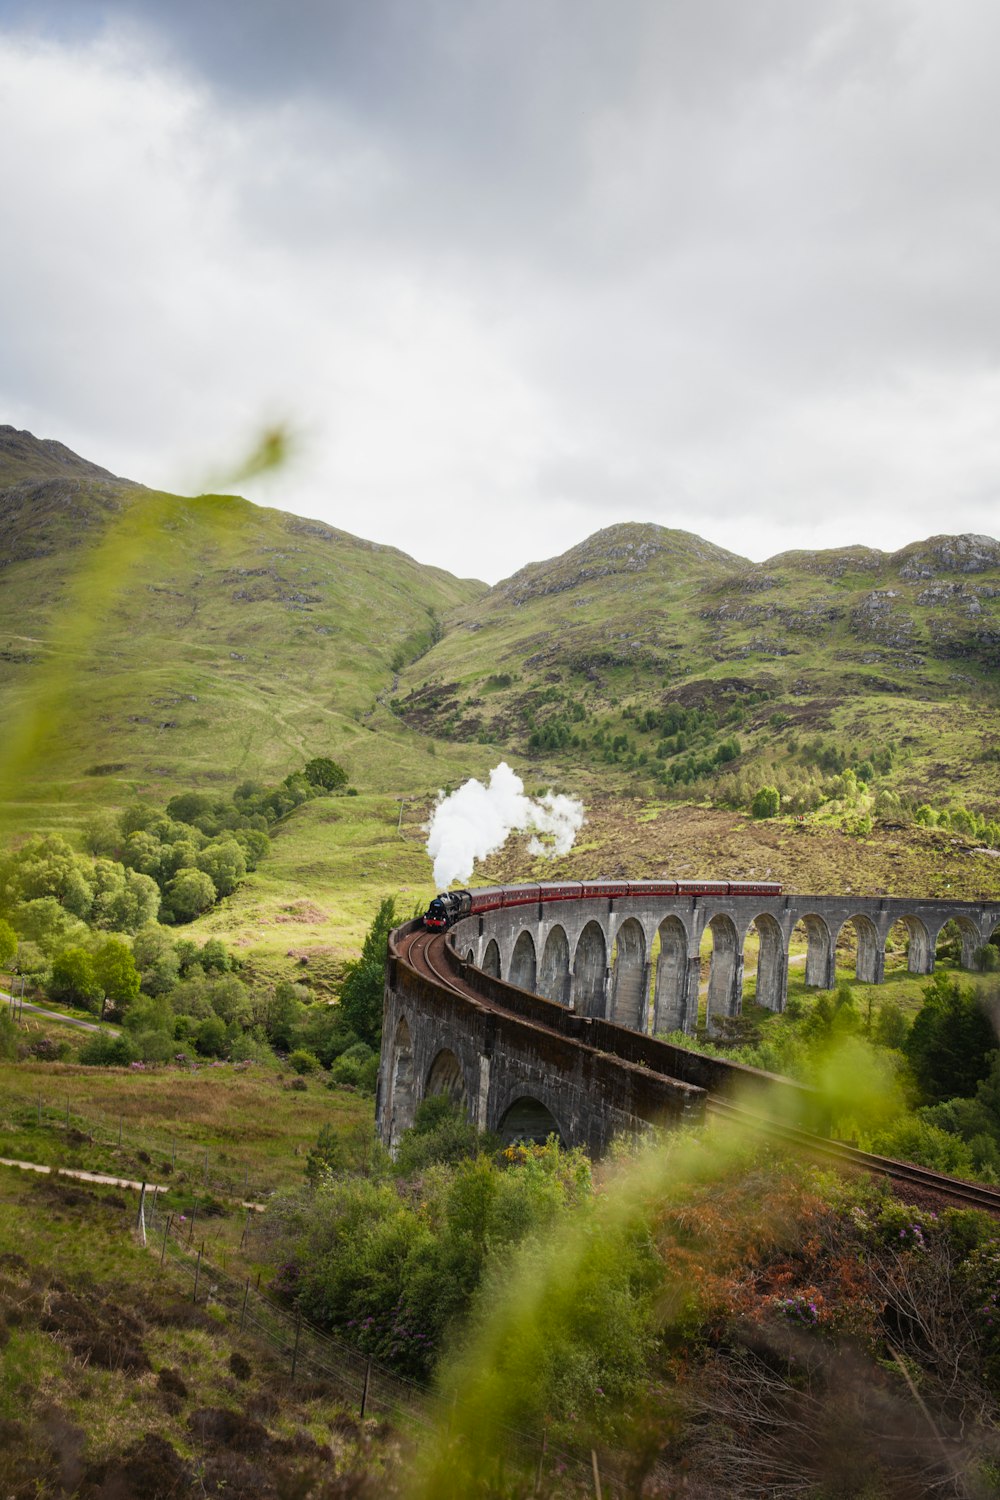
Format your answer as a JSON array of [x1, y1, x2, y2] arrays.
[[423, 879, 783, 930]]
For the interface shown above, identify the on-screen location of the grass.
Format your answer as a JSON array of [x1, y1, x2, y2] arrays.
[[0, 1165, 396, 1492], [0, 1056, 373, 1198]]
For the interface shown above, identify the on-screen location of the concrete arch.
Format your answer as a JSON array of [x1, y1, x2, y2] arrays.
[[387, 1016, 416, 1153], [465, 948, 475, 965], [573, 921, 608, 1018], [538, 924, 570, 1004], [932, 916, 981, 970], [653, 915, 693, 1034], [509, 929, 537, 992], [886, 915, 934, 976], [610, 917, 647, 1031], [745, 913, 787, 1012], [705, 913, 742, 1027], [498, 1096, 565, 1147], [425, 1047, 470, 1113], [789, 914, 835, 990], [482, 938, 501, 978], [836, 914, 883, 984]]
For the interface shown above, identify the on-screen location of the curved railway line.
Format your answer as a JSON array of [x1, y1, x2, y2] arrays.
[[397, 927, 1000, 1219]]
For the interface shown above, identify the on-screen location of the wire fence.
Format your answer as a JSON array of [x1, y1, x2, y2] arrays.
[[0, 1092, 273, 1203], [140, 1194, 622, 1496]]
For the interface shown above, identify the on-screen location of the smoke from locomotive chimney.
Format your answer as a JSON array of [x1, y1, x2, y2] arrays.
[[425, 761, 585, 888]]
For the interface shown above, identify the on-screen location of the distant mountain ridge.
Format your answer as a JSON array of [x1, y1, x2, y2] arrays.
[[395, 518, 1000, 818], [1, 429, 998, 831], [0, 428, 485, 812]]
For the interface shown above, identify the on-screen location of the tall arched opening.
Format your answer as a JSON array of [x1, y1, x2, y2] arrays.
[[836, 915, 882, 984], [610, 918, 647, 1031], [934, 916, 981, 971], [789, 914, 835, 992], [702, 914, 741, 1028], [573, 921, 608, 1018], [508, 929, 537, 992], [425, 1048, 470, 1113], [498, 1096, 564, 1147], [538, 925, 570, 1004], [482, 938, 501, 978], [653, 916, 691, 1034], [743, 914, 786, 1012], [885, 915, 933, 978]]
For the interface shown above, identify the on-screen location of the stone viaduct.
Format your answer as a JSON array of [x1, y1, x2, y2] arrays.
[[377, 888, 1000, 1156]]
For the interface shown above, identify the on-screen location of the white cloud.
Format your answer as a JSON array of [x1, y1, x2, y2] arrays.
[[1, 4, 999, 583]]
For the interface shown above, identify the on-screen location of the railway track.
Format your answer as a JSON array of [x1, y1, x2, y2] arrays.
[[400, 928, 1000, 1217], [707, 1097, 1000, 1215]]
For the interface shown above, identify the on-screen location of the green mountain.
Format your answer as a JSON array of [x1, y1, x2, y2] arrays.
[[395, 520, 1000, 817], [0, 426, 485, 821]]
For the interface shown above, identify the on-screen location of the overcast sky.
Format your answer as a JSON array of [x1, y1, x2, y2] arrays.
[[2, 2, 999, 583]]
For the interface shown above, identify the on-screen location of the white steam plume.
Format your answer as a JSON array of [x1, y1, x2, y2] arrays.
[[425, 762, 586, 888]]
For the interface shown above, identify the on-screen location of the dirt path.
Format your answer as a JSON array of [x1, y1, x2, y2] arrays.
[[3, 997, 119, 1033], [0, 1156, 163, 1192]]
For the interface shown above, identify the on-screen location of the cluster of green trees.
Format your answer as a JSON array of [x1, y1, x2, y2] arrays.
[[270, 1112, 597, 1381], [0, 757, 352, 986], [692, 971, 1000, 1181], [914, 801, 1000, 846], [1, 888, 391, 1088]]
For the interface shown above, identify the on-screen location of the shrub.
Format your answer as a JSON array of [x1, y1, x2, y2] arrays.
[[229, 1030, 272, 1064], [78, 1031, 139, 1067], [289, 1047, 320, 1075], [974, 944, 1000, 974], [194, 1015, 227, 1058], [867, 1116, 977, 1176], [134, 1028, 175, 1064], [394, 1094, 488, 1175], [330, 1042, 374, 1088], [751, 786, 780, 819]]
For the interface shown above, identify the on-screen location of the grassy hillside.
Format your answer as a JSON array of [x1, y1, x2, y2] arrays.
[[3, 430, 999, 962], [395, 521, 1000, 817], [0, 426, 486, 828]]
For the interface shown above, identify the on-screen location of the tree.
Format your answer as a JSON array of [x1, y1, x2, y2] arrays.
[[90, 862, 160, 933], [13, 897, 89, 955], [303, 757, 349, 792], [92, 937, 141, 1015], [12, 835, 94, 918], [194, 1015, 227, 1057], [199, 937, 232, 973], [48, 947, 101, 1010], [132, 924, 180, 995], [0, 918, 17, 968], [904, 973, 998, 1102], [751, 786, 780, 819], [81, 810, 121, 857], [195, 839, 247, 898], [162, 867, 217, 923], [338, 896, 398, 1047], [262, 980, 306, 1050], [120, 831, 164, 879]]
